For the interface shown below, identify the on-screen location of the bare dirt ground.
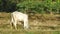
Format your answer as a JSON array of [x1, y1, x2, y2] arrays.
[[0, 12, 60, 34]]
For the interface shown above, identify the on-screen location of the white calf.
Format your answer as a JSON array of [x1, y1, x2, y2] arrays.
[[11, 11, 29, 29]]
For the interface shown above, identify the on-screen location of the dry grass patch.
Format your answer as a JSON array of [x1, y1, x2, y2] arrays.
[[0, 12, 60, 34]]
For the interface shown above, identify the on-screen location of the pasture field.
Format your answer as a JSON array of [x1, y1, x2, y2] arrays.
[[0, 12, 60, 34]]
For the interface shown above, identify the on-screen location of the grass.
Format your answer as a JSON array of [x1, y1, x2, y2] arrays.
[[0, 29, 60, 34], [0, 12, 60, 34]]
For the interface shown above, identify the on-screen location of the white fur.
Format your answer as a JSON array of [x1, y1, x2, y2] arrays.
[[11, 11, 29, 29]]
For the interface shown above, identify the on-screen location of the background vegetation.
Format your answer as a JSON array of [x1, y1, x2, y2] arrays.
[[0, 0, 60, 14]]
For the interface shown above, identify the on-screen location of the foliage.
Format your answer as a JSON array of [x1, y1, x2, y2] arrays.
[[0, 0, 16, 12], [0, 0, 60, 14], [17, 0, 60, 14]]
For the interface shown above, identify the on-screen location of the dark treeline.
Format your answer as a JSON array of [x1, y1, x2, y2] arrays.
[[0, 0, 17, 12], [0, 0, 60, 14]]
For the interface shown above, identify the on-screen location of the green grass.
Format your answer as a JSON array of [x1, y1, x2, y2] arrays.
[[0, 29, 60, 34]]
